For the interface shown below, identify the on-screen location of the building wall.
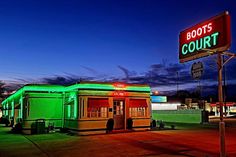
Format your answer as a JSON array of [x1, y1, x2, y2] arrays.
[[2, 83, 151, 134], [23, 92, 64, 129], [64, 90, 151, 132], [151, 102, 181, 110], [152, 109, 202, 123]]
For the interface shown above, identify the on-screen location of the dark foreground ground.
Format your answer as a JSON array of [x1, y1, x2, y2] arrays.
[[1, 124, 236, 157]]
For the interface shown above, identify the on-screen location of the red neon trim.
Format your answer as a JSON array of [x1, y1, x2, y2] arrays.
[[210, 102, 235, 107], [129, 99, 147, 107], [88, 98, 109, 108]]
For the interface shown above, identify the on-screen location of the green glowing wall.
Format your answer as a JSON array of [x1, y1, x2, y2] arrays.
[[11, 101, 14, 117], [25, 93, 64, 127], [64, 92, 78, 119], [152, 110, 202, 124]]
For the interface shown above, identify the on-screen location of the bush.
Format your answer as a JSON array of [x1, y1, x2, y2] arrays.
[[2, 117, 10, 126], [12, 123, 22, 133], [31, 122, 36, 134], [159, 121, 165, 129], [151, 120, 157, 128], [127, 118, 133, 130], [106, 118, 114, 133]]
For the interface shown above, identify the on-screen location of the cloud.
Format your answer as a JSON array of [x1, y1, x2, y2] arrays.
[[118, 65, 137, 81], [3, 59, 236, 97], [80, 66, 99, 74], [0, 63, 197, 94], [41, 75, 97, 85], [128, 63, 192, 87]]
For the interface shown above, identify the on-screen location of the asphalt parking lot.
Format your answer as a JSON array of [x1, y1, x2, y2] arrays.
[[1, 124, 236, 157]]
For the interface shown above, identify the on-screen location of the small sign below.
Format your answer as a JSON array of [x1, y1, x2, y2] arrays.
[[191, 62, 204, 79]]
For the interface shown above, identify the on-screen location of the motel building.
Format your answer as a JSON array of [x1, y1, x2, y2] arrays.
[[210, 102, 236, 116], [0, 82, 151, 134]]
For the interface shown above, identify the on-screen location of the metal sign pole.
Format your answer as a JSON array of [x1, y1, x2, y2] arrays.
[[217, 52, 226, 157], [178, 11, 231, 157]]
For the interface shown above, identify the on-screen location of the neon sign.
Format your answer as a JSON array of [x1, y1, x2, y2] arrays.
[[151, 96, 167, 103], [113, 83, 126, 90], [179, 11, 231, 63], [112, 91, 126, 97]]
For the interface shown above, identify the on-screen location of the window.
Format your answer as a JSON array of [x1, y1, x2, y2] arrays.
[[129, 107, 146, 117], [129, 99, 148, 117], [87, 98, 109, 118], [66, 102, 74, 119], [79, 98, 85, 119], [87, 107, 108, 118], [24, 99, 30, 118], [113, 100, 124, 115], [101, 107, 108, 117]]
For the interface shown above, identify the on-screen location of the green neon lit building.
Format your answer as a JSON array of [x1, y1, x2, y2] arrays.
[[1, 82, 151, 134]]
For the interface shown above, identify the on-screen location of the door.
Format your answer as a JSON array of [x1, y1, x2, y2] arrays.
[[113, 100, 125, 129]]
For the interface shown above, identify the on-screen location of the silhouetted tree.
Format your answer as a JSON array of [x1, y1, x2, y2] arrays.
[[190, 90, 200, 98], [171, 90, 191, 103], [0, 81, 6, 99], [177, 90, 191, 98]]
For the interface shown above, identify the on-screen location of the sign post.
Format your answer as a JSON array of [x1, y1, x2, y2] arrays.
[[217, 53, 225, 157], [179, 11, 233, 157]]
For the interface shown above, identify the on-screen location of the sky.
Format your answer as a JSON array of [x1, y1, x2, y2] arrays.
[[0, 0, 236, 95]]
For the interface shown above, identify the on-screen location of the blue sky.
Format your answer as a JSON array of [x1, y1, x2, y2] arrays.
[[0, 0, 236, 94]]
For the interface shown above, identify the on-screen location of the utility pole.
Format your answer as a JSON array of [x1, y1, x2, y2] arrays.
[[203, 50, 236, 157], [223, 55, 227, 114], [218, 53, 225, 157], [176, 72, 179, 96], [198, 79, 201, 99], [218, 51, 236, 157], [178, 11, 231, 157]]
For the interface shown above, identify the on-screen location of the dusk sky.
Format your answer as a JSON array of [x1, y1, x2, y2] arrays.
[[1, 0, 236, 95]]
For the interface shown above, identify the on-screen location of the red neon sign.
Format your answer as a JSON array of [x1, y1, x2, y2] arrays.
[[112, 91, 127, 97], [113, 83, 126, 89], [179, 11, 231, 63]]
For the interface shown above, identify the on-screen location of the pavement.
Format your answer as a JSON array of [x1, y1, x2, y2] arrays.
[[1, 124, 236, 157]]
